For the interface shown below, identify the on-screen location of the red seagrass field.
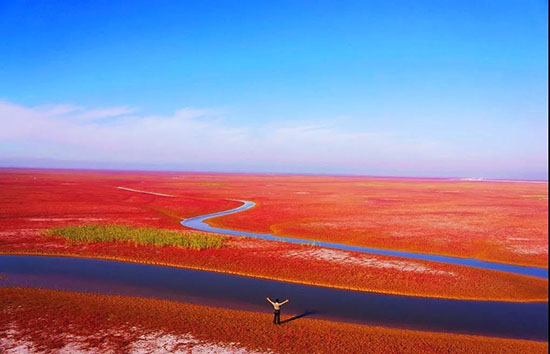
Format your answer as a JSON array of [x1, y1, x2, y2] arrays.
[[186, 174, 548, 268], [0, 168, 547, 301], [4, 167, 544, 267]]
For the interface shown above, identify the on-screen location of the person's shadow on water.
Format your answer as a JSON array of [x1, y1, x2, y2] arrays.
[[280, 311, 317, 324]]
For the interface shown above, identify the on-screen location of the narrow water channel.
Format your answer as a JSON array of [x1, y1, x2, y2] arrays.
[[1, 255, 547, 341], [181, 200, 548, 279]]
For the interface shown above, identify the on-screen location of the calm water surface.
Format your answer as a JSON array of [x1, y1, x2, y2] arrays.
[[0, 255, 547, 341]]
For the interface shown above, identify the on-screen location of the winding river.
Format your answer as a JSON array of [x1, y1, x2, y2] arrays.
[[1, 199, 547, 341], [181, 200, 548, 279], [1, 255, 547, 341]]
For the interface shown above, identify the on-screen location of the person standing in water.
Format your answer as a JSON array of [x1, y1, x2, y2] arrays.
[[266, 297, 289, 324]]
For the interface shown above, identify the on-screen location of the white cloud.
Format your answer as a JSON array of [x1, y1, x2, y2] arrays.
[[0, 99, 545, 178], [69, 106, 136, 121]]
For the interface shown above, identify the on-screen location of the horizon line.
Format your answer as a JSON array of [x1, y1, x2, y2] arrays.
[[1, 165, 547, 183]]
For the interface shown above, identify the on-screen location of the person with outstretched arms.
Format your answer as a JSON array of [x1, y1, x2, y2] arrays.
[[266, 297, 289, 325]]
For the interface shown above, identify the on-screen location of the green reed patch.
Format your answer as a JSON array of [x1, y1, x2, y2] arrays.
[[46, 224, 225, 250]]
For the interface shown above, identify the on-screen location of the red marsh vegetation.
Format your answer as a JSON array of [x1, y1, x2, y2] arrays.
[[0, 169, 547, 301], [1, 287, 547, 354], [200, 176, 548, 268]]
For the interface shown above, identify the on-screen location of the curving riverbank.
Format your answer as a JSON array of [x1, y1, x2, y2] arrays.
[[181, 200, 549, 279], [1, 255, 547, 341], [3, 287, 547, 354]]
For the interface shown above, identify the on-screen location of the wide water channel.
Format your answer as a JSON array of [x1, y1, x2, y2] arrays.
[[0, 255, 547, 341], [182, 200, 549, 279]]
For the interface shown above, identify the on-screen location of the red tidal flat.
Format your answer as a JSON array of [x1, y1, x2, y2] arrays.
[[0, 168, 547, 301], [3, 168, 545, 267], [202, 177, 548, 268], [1, 287, 546, 354]]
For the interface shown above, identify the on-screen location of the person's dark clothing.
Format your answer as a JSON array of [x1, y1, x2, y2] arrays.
[[273, 309, 281, 324]]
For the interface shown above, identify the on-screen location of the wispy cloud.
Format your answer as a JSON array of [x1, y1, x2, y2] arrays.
[[32, 104, 136, 121], [0, 100, 546, 179]]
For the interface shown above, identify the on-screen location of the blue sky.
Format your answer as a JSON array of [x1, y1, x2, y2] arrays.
[[0, 1, 547, 179]]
